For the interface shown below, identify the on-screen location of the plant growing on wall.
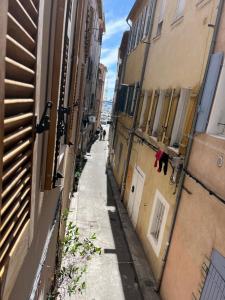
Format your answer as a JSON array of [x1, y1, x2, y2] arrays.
[[48, 214, 101, 299]]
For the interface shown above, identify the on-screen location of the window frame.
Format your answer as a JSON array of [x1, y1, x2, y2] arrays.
[[170, 88, 191, 148], [174, 0, 186, 20], [147, 190, 169, 257], [156, 0, 167, 37]]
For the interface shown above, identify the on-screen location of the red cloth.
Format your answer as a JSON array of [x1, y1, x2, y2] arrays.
[[154, 150, 164, 171]]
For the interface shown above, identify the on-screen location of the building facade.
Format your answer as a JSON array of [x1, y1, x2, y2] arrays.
[[0, 0, 104, 299], [111, 0, 220, 293], [81, 0, 105, 154], [95, 63, 107, 131], [161, 1, 225, 299]]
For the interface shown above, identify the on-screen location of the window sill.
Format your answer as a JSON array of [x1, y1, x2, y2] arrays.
[[167, 146, 180, 156], [171, 15, 184, 28]]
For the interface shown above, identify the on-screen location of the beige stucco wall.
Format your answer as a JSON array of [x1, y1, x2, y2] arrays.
[[112, 114, 132, 186], [123, 137, 176, 281], [124, 42, 146, 84], [188, 134, 225, 199], [160, 2, 225, 295], [161, 175, 225, 300], [143, 0, 218, 90]]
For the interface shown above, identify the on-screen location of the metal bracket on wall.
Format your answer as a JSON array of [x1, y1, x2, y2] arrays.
[[36, 101, 52, 134]]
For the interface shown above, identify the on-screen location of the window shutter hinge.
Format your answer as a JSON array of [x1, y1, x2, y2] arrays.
[[36, 101, 53, 134]]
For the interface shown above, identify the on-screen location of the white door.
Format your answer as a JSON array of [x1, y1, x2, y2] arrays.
[[128, 166, 145, 228]]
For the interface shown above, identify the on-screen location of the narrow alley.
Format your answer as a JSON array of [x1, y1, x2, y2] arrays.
[[1, 0, 225, 299], [67, 128, 142, 300]]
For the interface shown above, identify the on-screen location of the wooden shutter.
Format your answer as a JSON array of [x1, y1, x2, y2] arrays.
[[142, 91, 153, 132], [85, 6, 94, 63], [179, 91, 198, 155], [67, 1, 85, 146], [148, 90, 159, 135], [196, 52, 223, 133], [0, 0, 39, 274], [137, 92, 145, 128], [157, 89, 172, 141], [163, 89, 180, 145], [44, 0, 68, 190]]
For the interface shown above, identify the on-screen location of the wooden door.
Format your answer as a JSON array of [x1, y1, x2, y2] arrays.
[[128, 166, 145, 228]]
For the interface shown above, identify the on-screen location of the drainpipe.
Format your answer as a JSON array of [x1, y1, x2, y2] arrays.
[[157, 0, 225, 292], [121, 0, 157, 200]]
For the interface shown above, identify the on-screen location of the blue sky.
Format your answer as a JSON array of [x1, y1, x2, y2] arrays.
[[100, 0, 135, 101]]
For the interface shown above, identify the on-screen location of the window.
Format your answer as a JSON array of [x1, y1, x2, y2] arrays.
[[125, 83, 138, 116], [207, 60, 225, 137], [170, 88, 191, 148], [143, 0, 155, 39], [201, 250, 225, 299], [152, 90, 165, 137], [117, 84, 128, 113], [139, 91, 152, 131], [147, 190, 169, 256], [175, 0, 186, 19], [45, 0, 73, 189], [156, 0, 166, 36]]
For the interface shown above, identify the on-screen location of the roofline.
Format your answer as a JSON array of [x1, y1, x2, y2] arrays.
[[127, 0, 142, 21]]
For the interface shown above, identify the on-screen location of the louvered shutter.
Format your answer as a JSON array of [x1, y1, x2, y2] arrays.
[[142, 91, 153, 132], [163, 89, 180, 145], [67, 1, 85, 146], [157, 89, 172, 141], [196, 52, 223, 133], [0, 0, 39, 273], [137, 92, 145, 127], [179, 92, 198, 155], [148, 90, 159, 135], [45, 0, 71, 189]]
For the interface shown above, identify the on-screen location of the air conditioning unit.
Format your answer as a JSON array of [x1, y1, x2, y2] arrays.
[[88, 116, 96, 123]]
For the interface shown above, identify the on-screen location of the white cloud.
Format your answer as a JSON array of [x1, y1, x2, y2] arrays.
[[100, 47, 119, 67], [103, 17, 128, 41]]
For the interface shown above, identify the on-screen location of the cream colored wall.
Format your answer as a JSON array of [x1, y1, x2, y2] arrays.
[[143, 0, 218, 90], [112, 115, 131, 186], [161, 175, 225, 300], [124, 42, 146, 84], [124, 137, 176, 281]]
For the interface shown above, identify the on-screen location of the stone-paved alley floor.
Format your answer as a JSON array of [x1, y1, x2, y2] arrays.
[[67, 128, 143, 300]]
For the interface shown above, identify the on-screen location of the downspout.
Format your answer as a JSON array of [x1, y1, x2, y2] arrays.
[[157, 0, 225, 292], [121, 0, 157, 200]]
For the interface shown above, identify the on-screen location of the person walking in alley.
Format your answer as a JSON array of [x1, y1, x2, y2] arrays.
[[103, 129, 106, 140]]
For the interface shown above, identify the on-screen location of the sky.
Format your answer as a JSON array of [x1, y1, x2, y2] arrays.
[[100, 0, 135, 101]]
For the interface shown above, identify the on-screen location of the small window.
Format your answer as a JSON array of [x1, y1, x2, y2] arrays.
[[152, 90, 165, 137], [156, 0, 167, 36], [126, 84, 138, 116], [170, 88, 191, 148], [147, 190, 169, 256], [175, 0, 186, 19], [143, 1, 155, 39]]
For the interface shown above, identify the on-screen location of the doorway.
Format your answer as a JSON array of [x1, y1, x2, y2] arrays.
[[127, 165, 145, 228]]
